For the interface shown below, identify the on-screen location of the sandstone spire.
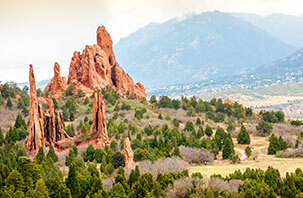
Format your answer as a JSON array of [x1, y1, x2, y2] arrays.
[[25, 65, 45, 152], [43, 62, 67, 98], [123, 137, 136, 169], [92, 91, 109, 147], [67, 26, 147, 99], [44, 98, 71, 146]]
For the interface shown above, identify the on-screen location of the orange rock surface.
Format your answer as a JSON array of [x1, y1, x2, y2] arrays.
[[25, 65, 45, 152], [123, 137, 136, 169], [92, 91, 109, 147], [68, 26, 146, 99], [44, 62, 67, 98]]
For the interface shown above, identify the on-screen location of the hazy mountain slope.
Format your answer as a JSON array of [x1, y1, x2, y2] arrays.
[[231, 13, 303, 48], [256, 47, 303, 75], [114, 11, 296, 88]]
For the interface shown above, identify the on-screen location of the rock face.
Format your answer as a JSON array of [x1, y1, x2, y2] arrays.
[[25, 65, 45, 152], [92, 91, 109, 147], [123, 137, 136, 169], [44, 62, 67, 98], [25, 65, 71, 152], [44, 98, 71, 146], [68, 26, 147, 99]]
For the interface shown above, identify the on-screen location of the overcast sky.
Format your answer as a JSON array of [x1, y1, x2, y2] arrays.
[[1, 0, 303, 83]]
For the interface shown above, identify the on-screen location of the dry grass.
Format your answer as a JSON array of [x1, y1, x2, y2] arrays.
[[191, 157, 303, 178]]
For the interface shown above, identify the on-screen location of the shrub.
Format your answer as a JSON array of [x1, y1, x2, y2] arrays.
[[256, 121, 273, 135], [65, 85, 76, 96]]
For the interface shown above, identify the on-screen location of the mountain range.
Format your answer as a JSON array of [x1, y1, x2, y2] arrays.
[[114, 11, 297, 88]]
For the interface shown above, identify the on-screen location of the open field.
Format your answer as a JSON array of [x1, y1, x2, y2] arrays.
[[191, 135, 302, 178], [191, 157, 303, 178]]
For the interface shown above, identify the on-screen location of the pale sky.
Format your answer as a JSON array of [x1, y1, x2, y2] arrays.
[[1, 0, 303, 83]]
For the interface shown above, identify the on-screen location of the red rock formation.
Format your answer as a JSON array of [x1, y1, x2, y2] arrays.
[[44, 98, 71, 146], [67, 26, 147, 99], [224, 98, 234, 106], [123, 137, 136, 169], [92, 91, 109, 147], [44, 62, 67, 98], [25, 65, 45, 152]]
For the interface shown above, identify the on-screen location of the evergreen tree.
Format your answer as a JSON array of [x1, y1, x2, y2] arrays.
[[128, 165, 140, 188], [34, 179, 49, 198], [47, 145, 59, 162], [279, 136, 287, 150], [66, 163, 80, 197], [245, 146, 252, 158], [158, 113, 163, 120], [264, 167, 282, 194], [237, 125, 251, 144], [268, 134, 280, 155], [223, 138, 234, 159], [281, 173, 297, 198], [195, 118, 201, 126], [6, 170, 25, 192], [111, 183, 127, 198], [35, 146, 46, 164], [14, 114, 26, 129], [184, 121, 194, 132], [6, 97, 13, 109], [205, 124, 213, 137]]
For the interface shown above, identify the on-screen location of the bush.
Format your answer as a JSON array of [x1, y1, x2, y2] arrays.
[[179, 146, 214, 164], [65, 85, 76, 96], [245, 146, 252, 158], [256, 121, 273, 135]]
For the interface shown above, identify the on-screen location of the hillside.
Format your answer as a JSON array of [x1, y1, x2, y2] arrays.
[[115, 11, 296, 88], [231, 13, 303, 48]]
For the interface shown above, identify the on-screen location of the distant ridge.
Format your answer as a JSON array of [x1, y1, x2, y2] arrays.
[[115, 11, 296, 88]]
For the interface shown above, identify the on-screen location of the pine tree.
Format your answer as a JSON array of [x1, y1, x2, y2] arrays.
[[36, 146, 46, 164], [34, 179, 49, 197], [66, 163, 80, 197], [47, 145, 59, 162], [128, 165, 140, 188], [237, 125, 251, 144], [14, 114, 26, 129], [268, 134, 279, 155], [158, 113, 163, 120], [6, 97, 13, 109], [6, 170, 25, 192], [111, 183, 127, 198], [205, 124, 213, 137], [223, 138, 234, 159], [195, 118, 201, 126]]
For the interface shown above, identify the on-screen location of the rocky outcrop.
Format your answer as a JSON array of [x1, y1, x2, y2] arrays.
[[25, 65, 71, 152], [44, 98, 71, 146], [44, 62, 67, 98], [67, 26, 147, 99], [92, 91, 109, 147], [25, 65, 45, 152], [224, 98, 234, 106], [123, 137, 136, 169]]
